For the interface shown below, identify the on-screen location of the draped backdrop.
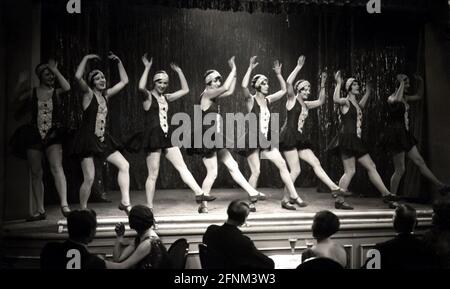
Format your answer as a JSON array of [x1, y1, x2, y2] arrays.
[[40, 0, 430, 200]]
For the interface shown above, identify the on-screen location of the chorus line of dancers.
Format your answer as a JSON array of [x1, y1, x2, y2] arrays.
[[10, 52, 450, 221]]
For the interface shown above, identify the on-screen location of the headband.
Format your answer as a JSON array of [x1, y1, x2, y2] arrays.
[[35, 64, 48, 78], [295, 80, 311, 91], [205, 70, 222, 85], [252, 74, 268, 88], [345, 78, 357, 91], [88, 69, 103, 84], [153, 71, 169, 83]]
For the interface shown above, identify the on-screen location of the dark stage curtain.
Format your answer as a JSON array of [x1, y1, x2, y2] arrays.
[[39, 0, 430, 201]]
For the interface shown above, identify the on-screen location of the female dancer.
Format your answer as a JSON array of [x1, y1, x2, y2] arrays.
[[138, 54, 215, 212], [240, 56, 307, 210], [73, 53, 132, 214], [189, 56, 265, 213], [385, 74, 450, 195], [281, 56, 353, 210], [331, 71, 398, 208], [10, 59, 71, 220]]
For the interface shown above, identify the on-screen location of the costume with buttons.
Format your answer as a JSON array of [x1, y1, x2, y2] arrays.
[[141, 92, 173, 152], [280, 99, 313, 151], [71, 92, 122, 159], [238, 97, 274, 157], [10, 88, 65, 159]]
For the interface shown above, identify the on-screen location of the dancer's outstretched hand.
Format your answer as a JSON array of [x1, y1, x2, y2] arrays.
[[228, 56, 236, 69], [142, 53, 153, 68], [335, 71, 343, 84], [297, 55, 306, 68], [249, 56, 258, 70], [273, 60, 282, 75]]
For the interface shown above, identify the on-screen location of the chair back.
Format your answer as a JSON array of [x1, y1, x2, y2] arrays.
[[198, 243, 226, 269], [296, 257, 344, 270], [168, 238, 189, 269]]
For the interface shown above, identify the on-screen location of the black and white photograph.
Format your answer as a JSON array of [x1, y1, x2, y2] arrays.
[[0, 0, 450, 279]]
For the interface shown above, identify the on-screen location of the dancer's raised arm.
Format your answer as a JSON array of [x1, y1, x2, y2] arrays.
[[388, 75, 405, 104], [359, 83, 371, 109], [266, 60, 286, 104], [286, 55, 305, 99], [166, 63, 189, 102], [305, 72, 327, 109], [106, 52, 129, 99], [220, 77, 236, 97], [333, 71, 348, 106], [75, 54, 100, 93], [242, 56, 258, 100], [203, 56, 236, 100], [47, 59, 70, 94], [139, 54, 153, 110]]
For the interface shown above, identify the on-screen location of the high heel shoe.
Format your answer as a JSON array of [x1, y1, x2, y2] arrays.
[[386, 201, 399, 209], [289, 197, 308, 208], [26, 212, 47, 222], [382, 194, 400, 203], [195, 194, 216, 204], [281, 200, 296, 210], [198, 204, 208, 214], [118, 203, 132, 215], [335, 200, 354, 210], [60, 206, 71, 218], [255, 192, 267, 201], [248, 195, 258, 212], [331, 188, 352, 198]]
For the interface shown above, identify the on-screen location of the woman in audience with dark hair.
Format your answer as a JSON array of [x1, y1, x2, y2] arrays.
[[422, 199, 450, 269], [301, 210, 346, 267], [113, 205, 172, 269]]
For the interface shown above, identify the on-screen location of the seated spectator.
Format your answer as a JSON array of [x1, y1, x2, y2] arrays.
[[203, 200, 274, 269], [301, 210, 346, 268], [40, 209, 150, 269], [113, 205, 172, 269], [368, 204, 438, 269], [41, 209, 106, 269], [422, 199, 450, 269]]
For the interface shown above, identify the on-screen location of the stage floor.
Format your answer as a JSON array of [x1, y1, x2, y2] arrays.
[[2, 187, 433, 235]]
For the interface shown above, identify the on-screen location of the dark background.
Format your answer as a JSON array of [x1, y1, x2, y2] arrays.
[[2, 0, 450, 219]]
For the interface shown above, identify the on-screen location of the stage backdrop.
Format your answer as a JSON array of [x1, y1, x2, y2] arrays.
[[36, 0, 430, 201]]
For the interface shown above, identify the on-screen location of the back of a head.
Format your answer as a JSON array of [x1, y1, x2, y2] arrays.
[[432, 199, 450, 229], [67, 210, 97, 243], [393, 204, 417, 234], [227, 200, 250, 225], [312, 211, 340, 241], [129, 205, 154, 234]]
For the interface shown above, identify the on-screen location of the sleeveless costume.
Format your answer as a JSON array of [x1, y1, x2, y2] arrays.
[[380, 101, 417, 153], [237, 97, 274, 157], [187, 93, 226, 158], [327, 101, 368, 158], [280, 99, 313, 151], [10, 88, 65, 159], [71, 92, 122, 159], [133, 235, 172, 269]]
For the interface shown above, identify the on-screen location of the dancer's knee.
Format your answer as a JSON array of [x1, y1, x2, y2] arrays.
[[30, 167, 44, 181]]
